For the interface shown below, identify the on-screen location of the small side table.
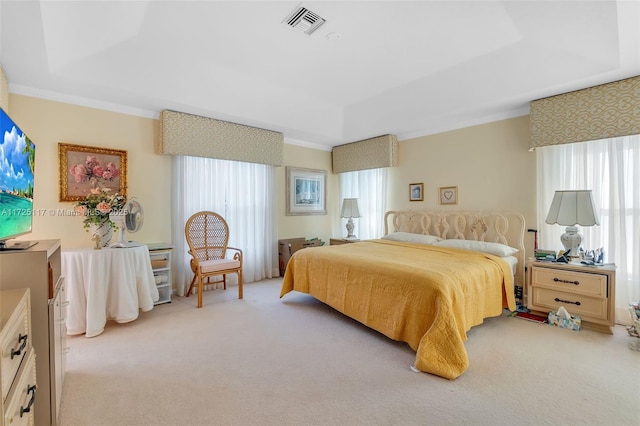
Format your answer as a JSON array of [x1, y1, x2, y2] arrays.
[[527, 259, 616, 334], [147, 243, 174, 305], [62, 245, 159, 337], [330, 238, 360, 246]]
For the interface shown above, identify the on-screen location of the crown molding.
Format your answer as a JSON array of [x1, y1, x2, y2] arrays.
[[397, 106, 530, 142], [8, 84, 160, 119], [284, 137, 332, 152]]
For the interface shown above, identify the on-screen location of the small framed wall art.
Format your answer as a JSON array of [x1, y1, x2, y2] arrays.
[[409, 183, 424, 201], [439, 186, 458, 205], [286, 166, 327, 215]]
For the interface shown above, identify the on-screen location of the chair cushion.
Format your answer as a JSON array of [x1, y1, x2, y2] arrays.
[[199, 258, 241, 273]]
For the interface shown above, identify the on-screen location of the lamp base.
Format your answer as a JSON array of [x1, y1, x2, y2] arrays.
[[560, 226, 582, 257], [345, 218, 357, 239]]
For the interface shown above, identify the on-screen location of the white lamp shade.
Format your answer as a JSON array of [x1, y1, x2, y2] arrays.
[[340, 198, 361, 218], [545, 190, 600, 226]]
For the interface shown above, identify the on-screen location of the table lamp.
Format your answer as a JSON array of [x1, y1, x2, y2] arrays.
[[545, 190, 599, 256], [340, 198, 361, 239]]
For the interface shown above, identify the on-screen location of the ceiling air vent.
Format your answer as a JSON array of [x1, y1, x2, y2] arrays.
[[283, 5, 326, 35]]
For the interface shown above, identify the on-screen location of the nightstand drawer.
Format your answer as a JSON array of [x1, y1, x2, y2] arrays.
[[531, 287, 608, 321], [531, 267, 607, 298], [527, 260, 615, 333]]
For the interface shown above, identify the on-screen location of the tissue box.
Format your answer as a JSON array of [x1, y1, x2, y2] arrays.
[[548, 311, 582, 331]]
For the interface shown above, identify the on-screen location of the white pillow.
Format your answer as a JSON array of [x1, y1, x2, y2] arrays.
[[381, 232, 443, 245], [433, 239, 518, 257]]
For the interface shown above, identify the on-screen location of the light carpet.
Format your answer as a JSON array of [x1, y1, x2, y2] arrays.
[[58, 278, 639, 426]]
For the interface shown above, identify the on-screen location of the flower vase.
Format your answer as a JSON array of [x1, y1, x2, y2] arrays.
[[89, 220, 112, 249]]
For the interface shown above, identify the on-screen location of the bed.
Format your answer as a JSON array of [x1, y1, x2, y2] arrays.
[[280, 210, 525, 379]]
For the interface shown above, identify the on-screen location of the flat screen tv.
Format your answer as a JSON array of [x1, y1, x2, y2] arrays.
[[0, 107, 37, 250]]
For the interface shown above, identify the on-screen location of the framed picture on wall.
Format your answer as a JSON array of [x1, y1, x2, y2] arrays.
[[59, 143, 127, 202], [286, 166, 327, 215], [409, 183, 424, 201], [439, 186, 458, 205]]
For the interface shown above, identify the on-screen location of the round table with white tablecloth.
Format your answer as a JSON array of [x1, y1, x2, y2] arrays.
[[62, 245, 159, 337]]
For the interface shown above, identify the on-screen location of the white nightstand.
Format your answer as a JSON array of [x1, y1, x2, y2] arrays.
[[527, 259, 616, 334]]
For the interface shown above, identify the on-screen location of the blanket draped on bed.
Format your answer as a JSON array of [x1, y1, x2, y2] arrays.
[[280, 239, 516, 380]]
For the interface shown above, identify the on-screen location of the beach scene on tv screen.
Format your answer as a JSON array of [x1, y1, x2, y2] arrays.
[[0, 110, 35, 239]]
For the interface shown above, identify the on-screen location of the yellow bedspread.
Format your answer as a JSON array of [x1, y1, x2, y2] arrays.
[[280, 239, 516, 380]]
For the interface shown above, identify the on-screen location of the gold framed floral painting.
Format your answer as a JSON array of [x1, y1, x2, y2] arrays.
[[58, 143, 127, 202]]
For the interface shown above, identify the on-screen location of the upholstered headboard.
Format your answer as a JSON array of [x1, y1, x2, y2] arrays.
[[383, 210, 526, 287]]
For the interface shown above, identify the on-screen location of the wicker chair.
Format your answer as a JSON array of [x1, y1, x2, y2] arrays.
[[184, 211, 243, 308]]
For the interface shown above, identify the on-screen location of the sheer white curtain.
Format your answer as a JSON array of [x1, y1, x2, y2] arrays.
[[171, 155, 278, 296], [536, 135, 640, 324], [339, 168, 388, 239]]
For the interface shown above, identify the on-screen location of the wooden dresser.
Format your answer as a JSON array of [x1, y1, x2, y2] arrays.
[[0, 240, 66, 425], [527, 260, 616, 334], [1, 288, 37, 426]]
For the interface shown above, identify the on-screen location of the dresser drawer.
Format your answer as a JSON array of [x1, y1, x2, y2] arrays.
[[0, 297, 30, 402], [531, 287, 608, 321], [531, 267, 607, 298], [3, 348, 36, 426]]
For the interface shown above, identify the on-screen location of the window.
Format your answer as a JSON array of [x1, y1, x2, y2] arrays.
[[537, 135, 640, 323], [171, 156, 278, 295], [339, 168, 387, 239]]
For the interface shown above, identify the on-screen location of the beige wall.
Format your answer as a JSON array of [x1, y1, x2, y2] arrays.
[[8, 94, 172, 249], [8, 92, 537, 257], [389, 116, 537, 257], [8, 94, 341, 249], [277, 144, 338, 244], [279, 116, 539, 258]]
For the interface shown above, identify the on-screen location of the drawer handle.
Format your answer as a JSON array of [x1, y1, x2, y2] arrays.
[[11, 333, 28, 359], [20, 384, 37, 417], [553, 277, 579, 285], [554, 297, 581, 306]]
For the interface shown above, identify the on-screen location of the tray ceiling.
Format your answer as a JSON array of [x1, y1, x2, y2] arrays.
[[1, 1, 638, 149]]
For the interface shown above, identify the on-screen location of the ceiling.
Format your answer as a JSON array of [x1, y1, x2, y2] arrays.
[[1, 1, 638, 150]]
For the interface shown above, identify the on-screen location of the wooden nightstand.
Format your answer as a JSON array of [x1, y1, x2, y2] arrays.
[[527, 259, 616, 334], [330, 238, 360, 246]]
